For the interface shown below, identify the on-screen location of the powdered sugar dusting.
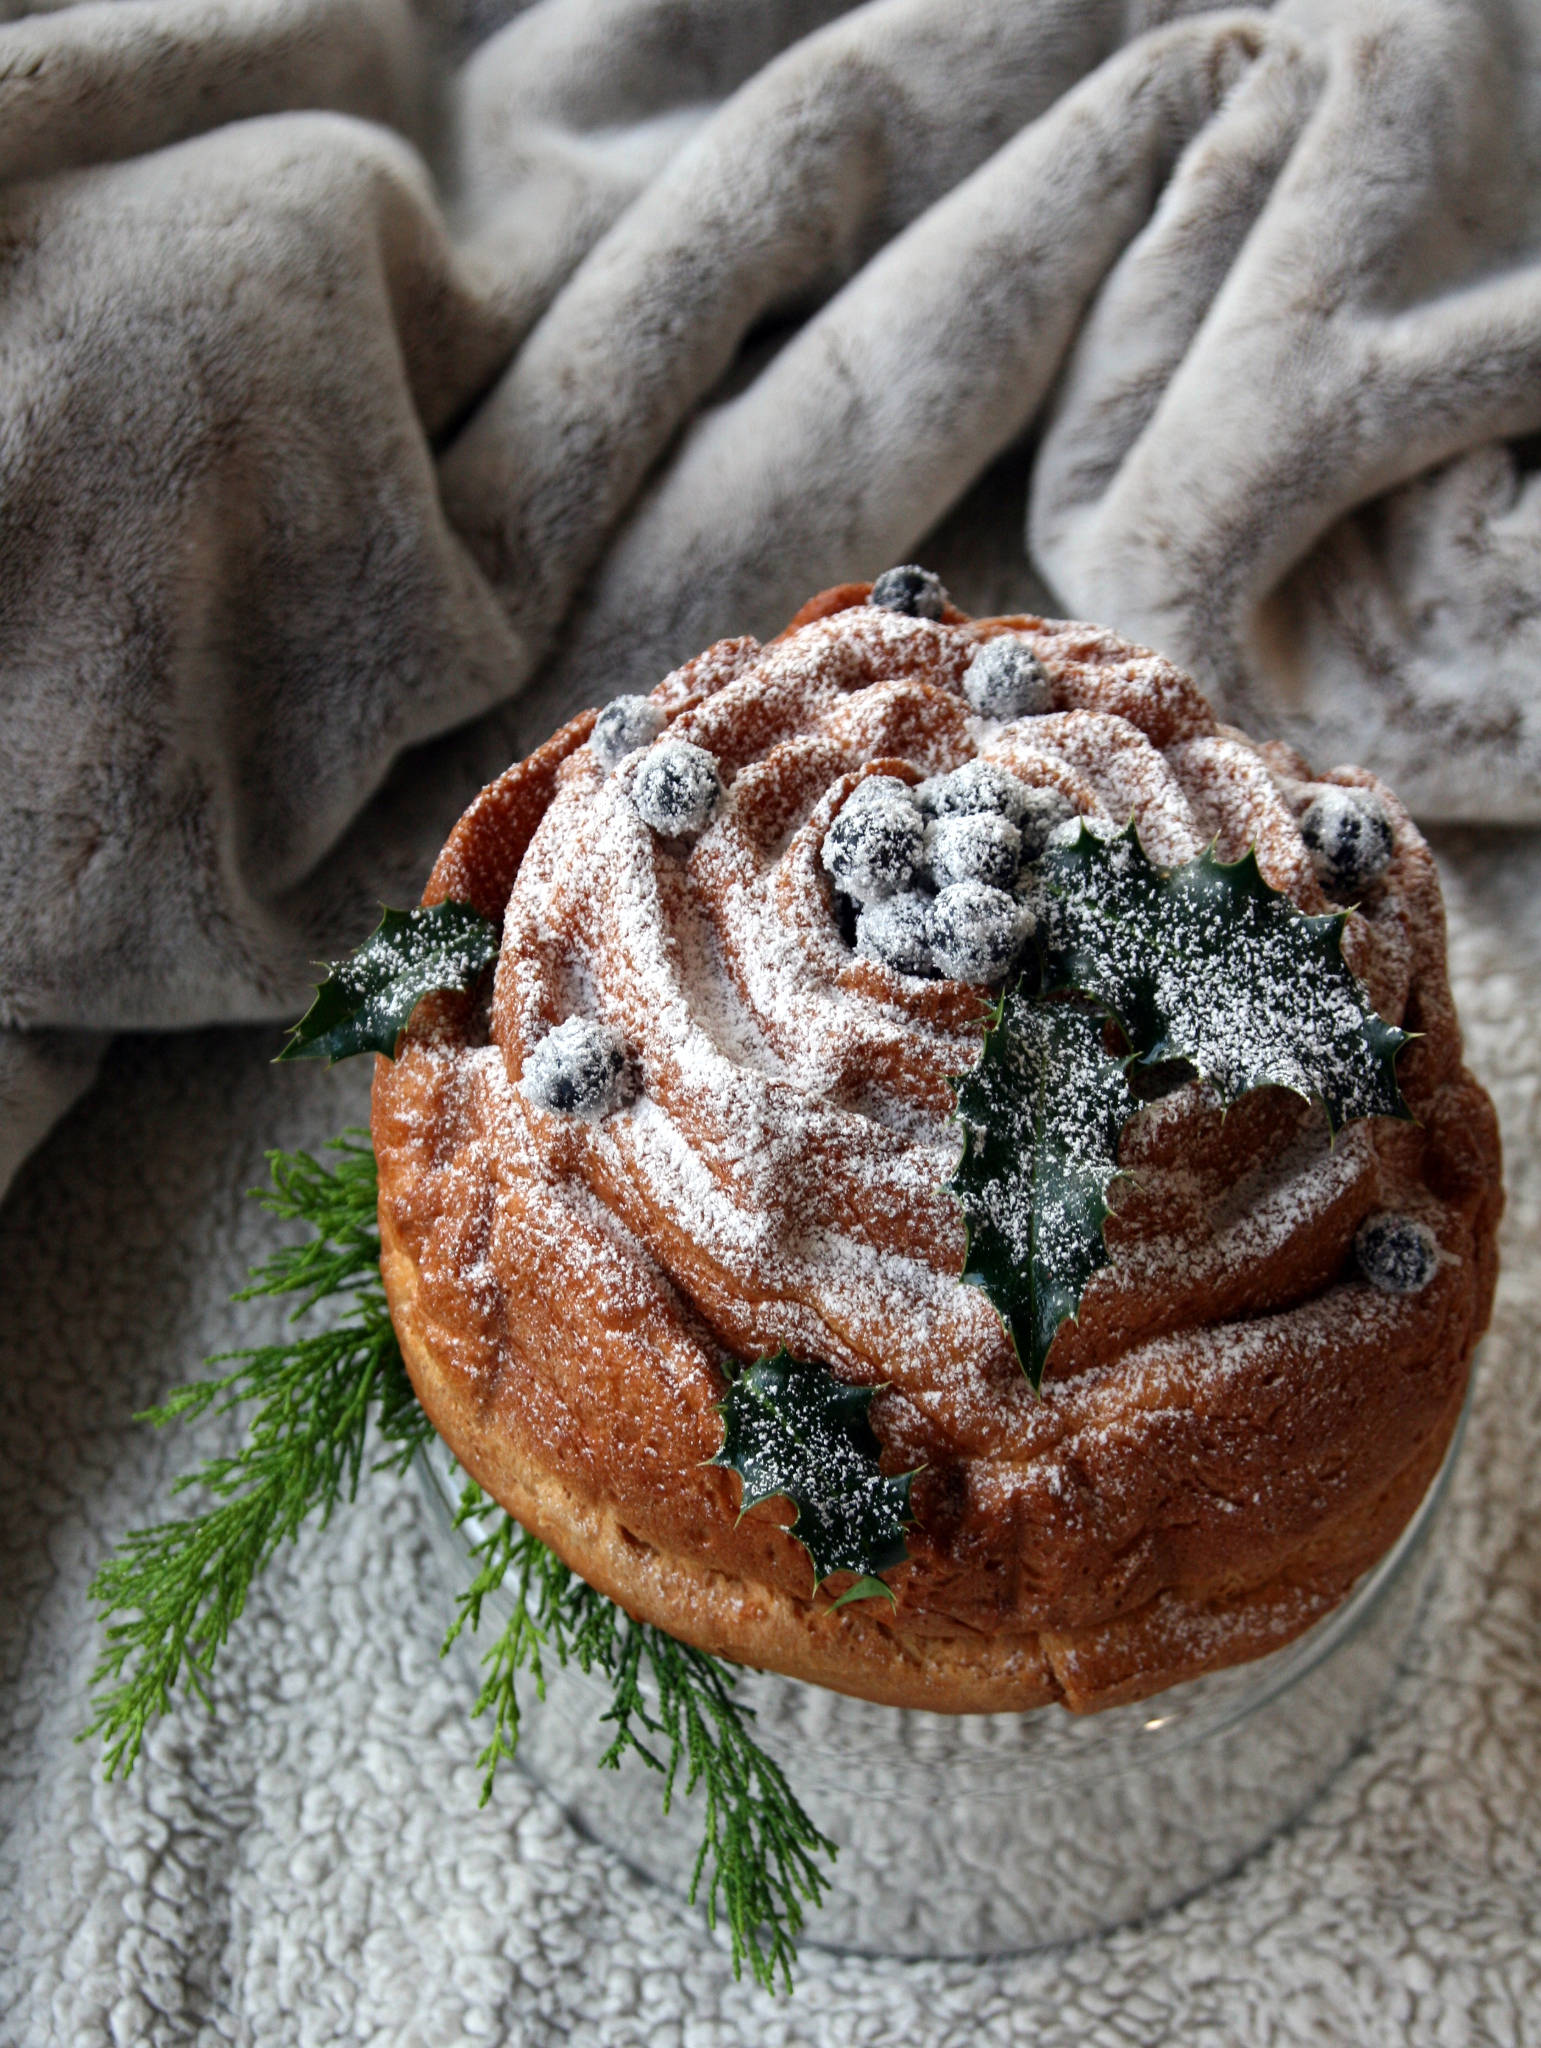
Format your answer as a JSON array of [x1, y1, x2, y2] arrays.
[[481, 605, 1438, 1419], [377, 597, 1483, 1656]]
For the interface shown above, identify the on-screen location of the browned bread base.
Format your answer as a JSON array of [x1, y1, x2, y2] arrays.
[[384, 1200, 1466, 1712], [385, 1210, 1059, 1711]]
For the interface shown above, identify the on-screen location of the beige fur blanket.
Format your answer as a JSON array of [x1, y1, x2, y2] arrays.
[[3, 0, 1540, 1179]]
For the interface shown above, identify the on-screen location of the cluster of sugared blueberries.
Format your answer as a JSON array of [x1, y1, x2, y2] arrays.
[[1354, 1212, 1439, 1294], [867, 564, 1051, 721], [592, 694, 725, 837], [821, 571, 1070, 984], [1299, 786, 1393, 897], [827, 757, 1075, 984]]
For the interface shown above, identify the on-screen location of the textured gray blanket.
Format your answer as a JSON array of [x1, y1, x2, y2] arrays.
[[2, 824, 1536, 2046], [7, 0, 1541, 1190]]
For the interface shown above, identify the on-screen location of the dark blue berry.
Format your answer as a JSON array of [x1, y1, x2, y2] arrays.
[[592, 694, 667, 771], [963, 636, 1051, 719], [917, 760, 1031, 828], [1015, 787, 1076, 862], [523, 1018, 635, 1120], [1300, 788, 1393, 895], [822, 796, 923, 902], [845, 774, 915, 812], [632, 740, 722, 837], [925, 813, 1021, 891], [1355, 1212, 1438, 1294], [929, 881, 1024, 983], [868, 564, 949, 620], [856, 892, 935, 977]]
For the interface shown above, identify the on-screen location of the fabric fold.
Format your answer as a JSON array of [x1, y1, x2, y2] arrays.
[[5, 0, 1541, 1188]]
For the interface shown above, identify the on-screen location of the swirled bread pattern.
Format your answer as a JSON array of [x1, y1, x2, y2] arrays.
[[373, 588, 1501, 1712]]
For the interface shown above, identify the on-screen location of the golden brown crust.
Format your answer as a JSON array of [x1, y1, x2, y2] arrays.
[[382, 1203, 1060, 1711], [373, 585, 1503, 1712]]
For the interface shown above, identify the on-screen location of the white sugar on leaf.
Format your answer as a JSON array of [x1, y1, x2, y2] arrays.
[[1037, 823, 1409, 1131], [951, 821, 1412, 1388]]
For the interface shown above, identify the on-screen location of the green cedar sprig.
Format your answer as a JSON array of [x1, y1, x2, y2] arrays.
[[82, 1135, 433, 1779], [84, 1134, 832, 1993], [443, 1481, 834, 1993]]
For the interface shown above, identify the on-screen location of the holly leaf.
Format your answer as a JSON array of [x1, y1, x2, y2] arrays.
[[278, 902, 500, 1064], [952, 822, 1412, 1389], [710, 1350, 915, 1603], [949, 993, 1137, 1390], [1034, 823, 1410, 1129]]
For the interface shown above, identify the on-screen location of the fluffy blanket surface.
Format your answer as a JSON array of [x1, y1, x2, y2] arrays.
[[6, 0, 1541, 1187]]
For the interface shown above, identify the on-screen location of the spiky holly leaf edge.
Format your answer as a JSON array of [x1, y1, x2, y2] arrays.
[[949, 991, 1139, 1391], [278, 901, 500, 1064], [953, 821, 1415, 1387], [1038, 822, 1412, 1133], [709, 1349, 918, 1608]]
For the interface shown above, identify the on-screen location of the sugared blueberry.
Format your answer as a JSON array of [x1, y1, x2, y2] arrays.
[[1015, 787, 1077, 862], [1355, 1212, 1439, 1294], [522, 1017, 635, 1120], [924, 812, 1022, 891], [917, 760, 1032, 829], [844, 773, 918, 815], [963, 636, 1052, 719], [592, 694, 667, 771], [868, 564, 949, 620], [929, 881, 1025, 983], [1300, 787, 1393, 895], [822, 797, 923, 903], [856, 892, 935, 977], [632, 740, 723, 837]]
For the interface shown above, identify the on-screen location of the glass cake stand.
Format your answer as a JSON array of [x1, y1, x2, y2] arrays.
[[417, 1390, 1468, 1960]]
